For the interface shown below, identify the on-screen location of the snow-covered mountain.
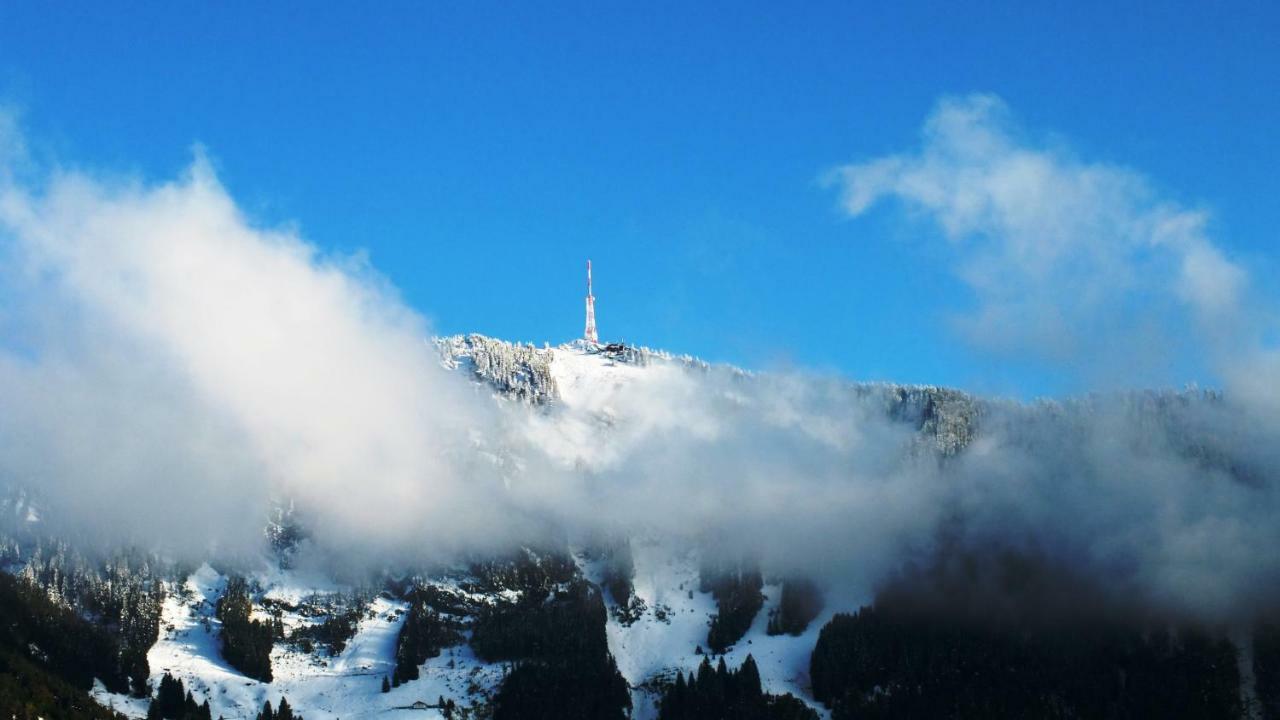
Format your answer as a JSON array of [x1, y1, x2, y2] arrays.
[[86, 338, 862, 719], [2, 336, 967, 719], [2, 335, 1273, 720]]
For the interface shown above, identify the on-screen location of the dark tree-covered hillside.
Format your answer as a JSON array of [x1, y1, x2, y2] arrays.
[[495, 657, 631, 720], [479, 577, 630, 720], [811, 606, 1241, 719], [1256, 621, 1280, 720], [810, 548, 1244, 720], [0, 652, 129, 720], [0, 572, 132, 720], [0, 571, 130, 693], [12, 542, 163, 696], [472, 579, 612, 663]]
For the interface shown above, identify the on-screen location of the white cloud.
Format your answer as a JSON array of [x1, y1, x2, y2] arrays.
[[0, 147, 505, 557], [829, 94, 1265, 391], [0, 106, 1278, 623]]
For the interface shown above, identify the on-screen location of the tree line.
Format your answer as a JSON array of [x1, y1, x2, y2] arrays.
[[469, 551, 631, 720], [0, 571, 131, 719], [659, 655, 817, 720], [810, 604, 1243, 718], [392, 591, 464, 686], [145, 673, 211, 720]]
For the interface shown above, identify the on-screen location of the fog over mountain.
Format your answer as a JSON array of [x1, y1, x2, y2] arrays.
[[2, 99, 1279, 633]]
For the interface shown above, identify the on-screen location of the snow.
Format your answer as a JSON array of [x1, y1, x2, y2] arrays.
[[61, 338, 1266, 719], [548, 344, 649, 411], [547, 344, 836, 717], [532, 343, 714, 471], [92, 564, 503, 719], [583, 536, 834, 719], [89, 342, 834, 719]]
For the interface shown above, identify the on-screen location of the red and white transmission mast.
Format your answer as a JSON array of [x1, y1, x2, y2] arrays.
[[584, 259, 599, 344]]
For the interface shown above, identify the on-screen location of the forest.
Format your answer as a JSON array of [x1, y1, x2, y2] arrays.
[[810, 549, 1247, 719]]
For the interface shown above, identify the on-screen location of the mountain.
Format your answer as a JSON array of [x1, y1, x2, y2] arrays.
[[0, 335, 1274, 719]]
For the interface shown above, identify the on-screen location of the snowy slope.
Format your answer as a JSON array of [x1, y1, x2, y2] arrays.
[[578, 536, 840, 720], [547, 344, 837, 717], [84, 339, 842, 719], [92, 563, 505, 719], [28, 335, 1257, 719]]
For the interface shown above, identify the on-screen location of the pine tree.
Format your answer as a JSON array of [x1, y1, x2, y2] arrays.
[[739, 654, 762, 698], [696, 656, 714, 688], [257, 700, 274, 720], [664, 672, 687, 718], [217, 577, 274, 682], [276, 697, 294, 720], [381, 675, 390, 693], [154, 672, 187, 719], [657, 656, 816, 720]]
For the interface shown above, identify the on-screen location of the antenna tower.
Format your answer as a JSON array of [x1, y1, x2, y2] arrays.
[[584, 260, 599, 344]]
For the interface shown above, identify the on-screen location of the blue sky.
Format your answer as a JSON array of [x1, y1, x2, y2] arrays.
[[2, 1, 1277, 397]]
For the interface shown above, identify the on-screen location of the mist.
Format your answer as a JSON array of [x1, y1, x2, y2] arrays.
[[2, 103, 1279, 625], [0, 144, 507, 559]]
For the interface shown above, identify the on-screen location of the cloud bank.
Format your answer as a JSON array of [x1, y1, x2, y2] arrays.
[[0, 102, 1278, 624], [0, 138, 506, 557], [829, 94, 1275, 396]]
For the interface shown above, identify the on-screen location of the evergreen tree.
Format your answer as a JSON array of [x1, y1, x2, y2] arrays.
[[810, 605, 1243, 719], [739, 655, 762, 699], [257, 700, 273, 720], [216, 577, 274, 682], [0, 571, 132, 695], [289, 608, 362, 656], [766, 579, 822, 636], [486, 577, 631, 720], [392, 594, 462, 685], [657, 655, 816, 720], [696, 656, 713, 688], [154, 672, 187, 719], [701, 561, 764, 653], [381, 675, 390, 693], [275, 697, 294, 720]]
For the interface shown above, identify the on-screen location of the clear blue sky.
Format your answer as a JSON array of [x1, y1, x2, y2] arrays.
[[2, 1, 1277, 397]]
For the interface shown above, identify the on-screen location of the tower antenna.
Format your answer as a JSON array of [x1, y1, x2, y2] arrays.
[[584, 260, 599, 344]]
